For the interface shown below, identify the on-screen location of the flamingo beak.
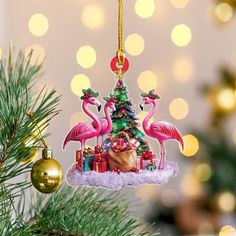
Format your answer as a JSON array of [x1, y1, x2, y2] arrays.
[[98, 104, 101, 112], [139, 102, 144, 111]]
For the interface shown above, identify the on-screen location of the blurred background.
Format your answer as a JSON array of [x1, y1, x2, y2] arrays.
[[0, 0, 236, 235]]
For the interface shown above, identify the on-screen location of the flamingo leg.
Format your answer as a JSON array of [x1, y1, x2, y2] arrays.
[[96, 136, 99, 146], [101, 135, 104, 148], [81, 140, 86, 174], [158, 143, 166, 170]]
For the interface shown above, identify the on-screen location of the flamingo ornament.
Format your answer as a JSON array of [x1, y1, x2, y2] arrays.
[[92, 95, 116, 146], [63, 89, 102, 172], [139, 90, 184, 170]]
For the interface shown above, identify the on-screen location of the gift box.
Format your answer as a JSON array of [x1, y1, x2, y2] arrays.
[[130, 138, 140, 149], [76, 149, 94, 172], [138, 150, 155, 169], [117, 138, 125, 146], [93, 157, 107, 173], [146, 162, 157, 171]]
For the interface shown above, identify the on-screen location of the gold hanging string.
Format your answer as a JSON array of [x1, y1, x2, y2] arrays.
[[117, 0, 125, 65], [26, 112, 48, 149]]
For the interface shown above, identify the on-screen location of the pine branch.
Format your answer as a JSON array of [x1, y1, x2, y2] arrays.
[[0, 48, 60, 233]]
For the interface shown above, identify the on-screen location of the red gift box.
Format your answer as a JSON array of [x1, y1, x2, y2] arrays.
[[117, 138, 125, 146], [93, 158, 107, 173], [140, 150, 154, 169]]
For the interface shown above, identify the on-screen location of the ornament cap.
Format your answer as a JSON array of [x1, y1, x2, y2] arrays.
[[42, 147, 53, 159]]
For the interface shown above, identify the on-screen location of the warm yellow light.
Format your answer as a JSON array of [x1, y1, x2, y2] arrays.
[[76, 45, 96, 68], [181, 174, 202, 197], [33, 118, 48, 136], [169, 0, 189, 9], [218, 192, 236, 212], [0, 47, 2, 60], [217, 88, 236, 111], [70, 112, 89, 128], [138, 70, 157, 92], [169, 98, 189, 120], [125, 33, 145, 56], [25, 44, 46, 65], [161, 189, 178, 207], [171, 24, 192, 47], [135, 0, 156, 19], [232, 130, 236, 144], [181, 134, 199, 157], [215, 3, 234, 23], [28, 13, 49, 37], [135, 185, 158, 201], [219, 225, 236, 236], [70, 74, 91, 97], [194, 163, 212, 182], [172, 58, 194, 81], [81, 5, 105, 30]]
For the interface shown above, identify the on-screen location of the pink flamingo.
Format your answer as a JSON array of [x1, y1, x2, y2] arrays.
[[63, 89, 102, 172], [92, 96, 116, 146], [140, 90, 184, 170]]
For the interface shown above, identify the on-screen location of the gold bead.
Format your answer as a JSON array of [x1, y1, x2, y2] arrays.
[[31, 148, 63, 194]]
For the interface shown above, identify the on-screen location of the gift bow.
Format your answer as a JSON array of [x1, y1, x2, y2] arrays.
[[83, 147, 94, 155], [141, 150, 153, 160], [95, 145, 103, 154]]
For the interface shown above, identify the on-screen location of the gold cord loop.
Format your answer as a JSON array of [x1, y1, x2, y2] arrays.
[[117, 0, 125, 65], [26, 112, 48, 148]]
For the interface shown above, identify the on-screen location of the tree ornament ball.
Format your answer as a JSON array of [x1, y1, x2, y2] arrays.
[[31, 148, 63, 194]]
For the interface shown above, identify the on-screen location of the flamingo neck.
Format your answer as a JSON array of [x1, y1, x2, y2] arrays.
[[143, 101, 158, 134], [82, 101, 101, 133], [104, 103, 113, 132]]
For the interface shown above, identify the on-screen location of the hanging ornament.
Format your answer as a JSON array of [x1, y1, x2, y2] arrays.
[[65, 0, 180, 189], [27, 112, 63, 193]]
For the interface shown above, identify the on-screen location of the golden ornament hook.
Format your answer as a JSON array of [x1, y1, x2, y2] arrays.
[[26, 112, 48, 149]]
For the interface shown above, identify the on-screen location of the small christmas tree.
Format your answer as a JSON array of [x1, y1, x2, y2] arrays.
[[108, 78, 150, 154]]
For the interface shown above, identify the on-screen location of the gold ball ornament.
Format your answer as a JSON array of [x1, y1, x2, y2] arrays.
[[31, 148, 63, 194]]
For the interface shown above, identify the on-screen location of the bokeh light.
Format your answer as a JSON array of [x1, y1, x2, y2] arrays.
[[194, 163, 212, 182], [135, 184, 158, 201], [171, 24, 192, 47], [138, 70, 157, 92], [161, 189, 178, 207], [181, 174, 202, 197], [172, 58, 194, 81], [169, 0, 189, 9], [135, 0, 156, 19], [70, 112, 89, 128], [219, 225, 236, 236], [81, 5, 105, 30], [218, 192, 236, 212], [25, 44, 46, 65], [70, 74, 91, 96], [198, 222, 215, 235], [76, 45, 96, 68], [125, 33, 145, 56], [181, 134, 199, 157], [215, 3, 234, 23], [232, 129, 236, 144], [216, 88, 236, 111], [169, 97, 189, 120], [28, 13, 49, 37]]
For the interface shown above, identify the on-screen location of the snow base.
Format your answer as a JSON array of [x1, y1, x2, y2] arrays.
[[66, 161, 179, 189]]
